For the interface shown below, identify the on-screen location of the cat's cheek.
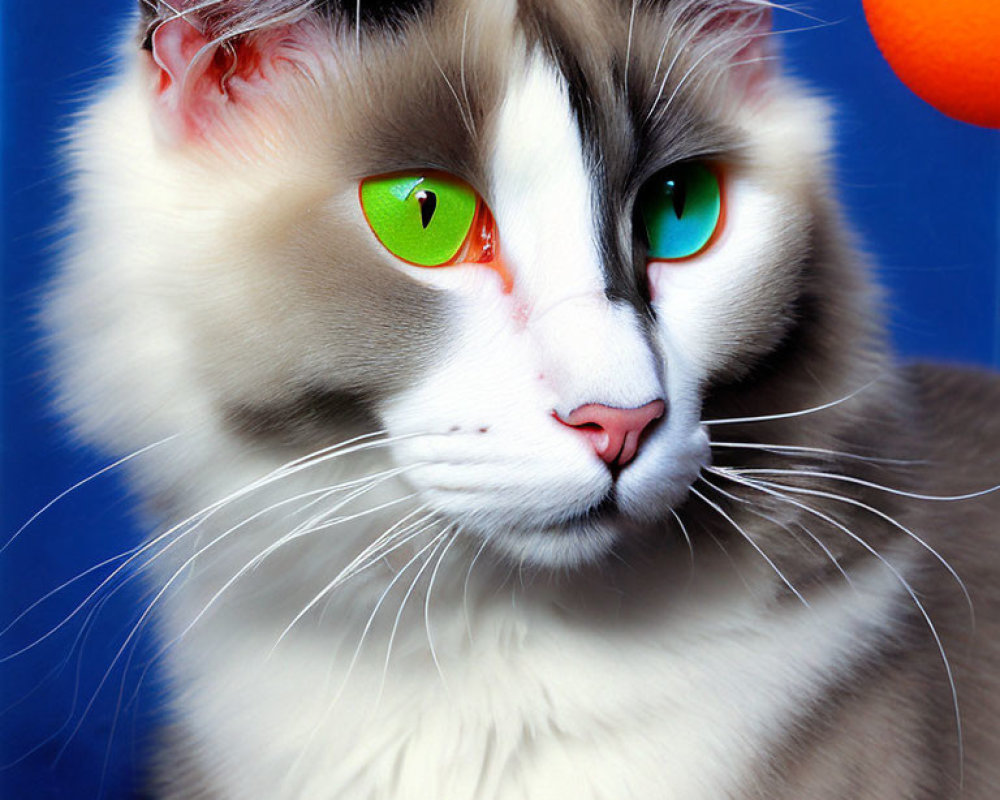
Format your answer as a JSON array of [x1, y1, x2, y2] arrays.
[[645, 177, 805, 381], [383, 259, 515, 303], [378, 257, 533, 342]]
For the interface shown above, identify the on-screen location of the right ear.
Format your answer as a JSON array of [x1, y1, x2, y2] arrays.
[[144, 9, 326, 144], [149, 15, 226, 139]]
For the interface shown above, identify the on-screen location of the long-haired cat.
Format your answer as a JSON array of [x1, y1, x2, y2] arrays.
[[38, 0, 1000, 796]]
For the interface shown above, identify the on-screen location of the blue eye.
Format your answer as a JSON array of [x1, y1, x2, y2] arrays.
[[639, 162, 723, 261]]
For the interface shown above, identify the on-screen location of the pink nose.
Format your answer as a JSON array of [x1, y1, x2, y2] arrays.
[[555, 400, 666, 466]]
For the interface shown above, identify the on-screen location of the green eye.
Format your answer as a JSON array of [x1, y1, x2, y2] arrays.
[[639, 161, 722, 261], [360, 172, 478, 267]]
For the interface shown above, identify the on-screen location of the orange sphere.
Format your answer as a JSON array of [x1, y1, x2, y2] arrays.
[[863, 0, 1000, 128]]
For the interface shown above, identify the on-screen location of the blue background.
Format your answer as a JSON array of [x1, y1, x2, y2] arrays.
[[2, 1, 999, 797]]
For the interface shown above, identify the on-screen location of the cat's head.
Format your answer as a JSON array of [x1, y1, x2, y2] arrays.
[[51, 0, 884, 569]]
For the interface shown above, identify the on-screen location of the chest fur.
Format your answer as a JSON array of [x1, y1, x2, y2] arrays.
[[163, 551, 902, 800]]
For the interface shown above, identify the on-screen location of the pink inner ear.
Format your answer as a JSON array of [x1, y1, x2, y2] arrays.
[[734, 8, 772, 65], [151, 17, 230, 138], [700, 6, 774, 95], [732, 8, 773, 92], [152, 17, 211, 93], [147, 16, 324, 143]]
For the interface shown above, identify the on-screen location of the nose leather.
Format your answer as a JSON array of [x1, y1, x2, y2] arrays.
[[555, 400, 666, 466]]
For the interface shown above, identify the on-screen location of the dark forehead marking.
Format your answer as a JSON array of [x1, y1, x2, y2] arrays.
[[517, 0, 644, 307], [515, 0, 740, 312], [316, 0, 436, 28]]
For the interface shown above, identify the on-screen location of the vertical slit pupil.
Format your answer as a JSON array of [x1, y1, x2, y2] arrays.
[[667, 178, 686, 219], [416, 190, 437, 229]]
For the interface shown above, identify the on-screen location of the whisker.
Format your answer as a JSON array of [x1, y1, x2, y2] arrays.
[[265, 430, 427, 482], [134, 506, 436, 740], [160, 489, 422, 666], [659, 11, 798, 119], [644, 12, 704, 124], [25, 464, 426, 754], [142, 470, 423, 650], [323, 504, 434, 598], [2, 435, 176, 556], [378, 528, 452, 708], [726, 55, 779, 70], [716, 470, 964, 782], [1, 589, 118, 771], [716, 468, 973, 618], [1, 480, 359, 662], [703, 379, 878, 426], [669, 508, 695, 570], [276, 464, 420, 544], [646, 4, 833, 127], [331, 505, 433, 577], [280, 519, 447, 792], [741, 1, 828, 25], [425, 528, 460, 692], [689, 483, 809, 607], [459, 9, 474, 137], [331, 522, 446, 706], [623, 0, 639, 97], [647, 12, 681, 105], [463, 535, 489, 645], [701, 471, 852, 587], [659, 28, 756, 118], [1, 547, 139, 640], [280, 458, 400, 520], [2, 432, 427, 659], [50, 588, 151, 766], [271, 429, 389, 474], [418, 26, 475, 139], [729, 467, 1000, 502], [270, 506, 437, 652], [710, 440, 921, 466]]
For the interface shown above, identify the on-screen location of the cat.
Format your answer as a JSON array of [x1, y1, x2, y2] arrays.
[[38, 0, 1000, 797]]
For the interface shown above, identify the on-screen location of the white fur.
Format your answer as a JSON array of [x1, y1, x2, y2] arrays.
[[385, 53, 708, 564], [45, 15, 895, 800], [163, 539, 907, 799]]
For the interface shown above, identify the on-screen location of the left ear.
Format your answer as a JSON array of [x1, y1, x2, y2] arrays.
[[731, 5, 773, 88], [699, 3, 774, 94], [730, 6, 774, 92]]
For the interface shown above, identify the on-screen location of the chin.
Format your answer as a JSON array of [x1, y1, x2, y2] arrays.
[[472, 506, 654, 570]]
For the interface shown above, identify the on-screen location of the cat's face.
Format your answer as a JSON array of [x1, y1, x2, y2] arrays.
[[58, 0, 858, 570]]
